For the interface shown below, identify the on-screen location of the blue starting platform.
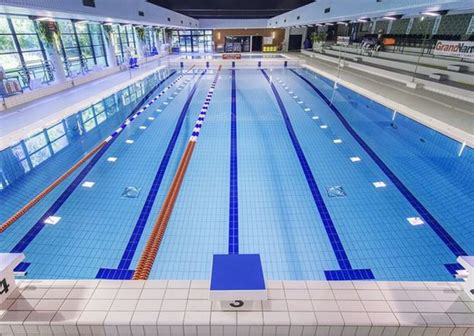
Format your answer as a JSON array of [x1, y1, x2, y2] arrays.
[[210, 254, 267, 303]]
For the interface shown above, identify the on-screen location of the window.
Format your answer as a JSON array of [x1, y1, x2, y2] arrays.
[[112, 25, 137, 62], [173, 30, 213, 53], [83, 0, 96, 7], [0, 15, 49, 87], [57, 20, 108, 75]]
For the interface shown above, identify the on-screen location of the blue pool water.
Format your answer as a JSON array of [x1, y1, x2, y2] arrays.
[[0, 66, 472, 281]]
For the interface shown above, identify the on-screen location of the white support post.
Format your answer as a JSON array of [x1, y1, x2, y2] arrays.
[[456, 256, 474, 300]]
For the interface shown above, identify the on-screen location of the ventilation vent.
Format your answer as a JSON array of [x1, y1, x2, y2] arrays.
[[138, 11, 145, 17], [83, 0, 95, 7]]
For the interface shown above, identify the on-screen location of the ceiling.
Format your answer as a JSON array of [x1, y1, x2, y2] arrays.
[[146, 0, 314, 19]]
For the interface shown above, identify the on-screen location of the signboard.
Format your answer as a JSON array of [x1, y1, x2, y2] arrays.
[[222, 54, 241, 60], [336, 36, 350, 46], [263, 36, 273, 45], [433, 40, 474, 59]]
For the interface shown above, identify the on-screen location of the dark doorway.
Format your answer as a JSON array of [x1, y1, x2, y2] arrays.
[[252, 36, 263, 52], [288, 34, 302, 50]]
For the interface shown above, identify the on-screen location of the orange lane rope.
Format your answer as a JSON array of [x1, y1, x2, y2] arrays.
[[133, 65, 222, 280], [0, 142, 106, 233], [0, 66, 196, 233]]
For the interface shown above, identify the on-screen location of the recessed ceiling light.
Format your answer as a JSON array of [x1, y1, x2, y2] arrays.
[[350, 156, 361, 162], [407, 217, 424, 226], [148, 117, 155, 120], [126, 139, 134, 144], [333, 139, 342, 144], [107, 157, 117, 162], [320, 125, 328, 129], [82, 181, 95, 188], [44, 216, 61, 225], [139, 126, 147, 130], [312, 116, 319, 120]]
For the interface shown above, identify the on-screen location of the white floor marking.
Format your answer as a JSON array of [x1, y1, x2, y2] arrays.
[[407, 217, 424, 226], [373, 181, 386, 188], [44, 216, 61, 225]]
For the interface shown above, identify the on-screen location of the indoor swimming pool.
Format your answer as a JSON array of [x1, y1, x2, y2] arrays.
[[0, 66, 472, 281]]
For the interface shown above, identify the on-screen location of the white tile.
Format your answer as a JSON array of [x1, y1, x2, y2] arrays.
[[367, 312, 399, 326], [157, 311, 185, 325], [336, 300, 365, 312], [44, 216, 61, 225], [333, 290, 359, 300], [81, 181, 95, 188], [115, 289, 142, 300], [285, 289, 310, 300], [135, 299, 162, 312], [140, 288, 165, 300], [186, 300, 211, 312], [315, 312, 344, 325], [287, 300, 313, 311], [361, 301, 391, 313], [161, 299, 187, 311], [341, 312, 371, 326], [35, 299, 64, 311], [289, 312, 316, 325], [421, 313, 454, 326], [309, 290, 335, 300], [211, 311, 236, 325], [24, 311, 56, 324], [237, 312, 263, 325], [357, 290, 385, 301], [312, 300, 340, 312], [84, 299, 113, 311], [110, 299, 138, 311], [60, 299, 89, 311], [131, 311, 159, 326], [9, 298, 39, 310], [372, 182, 386, 188], [406, 217, 424, 226], [164, 288, 189, 300], [77, 311, 108, 325], [263, 312, 290, 326], [262, 300, 287, 311], [92, 288, 118, 300], [104, 311, 133, 325]]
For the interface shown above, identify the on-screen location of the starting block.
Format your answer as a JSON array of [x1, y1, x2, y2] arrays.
[[210, 254, 267, 310], [0, 253, 25, 304], [456, 256, 474, 300]]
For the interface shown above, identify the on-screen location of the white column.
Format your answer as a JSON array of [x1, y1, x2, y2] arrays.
[[49, 43, 66, 83]]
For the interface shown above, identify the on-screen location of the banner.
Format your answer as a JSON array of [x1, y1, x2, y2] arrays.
[[336, 36, 350, 46], [433, 40, 474, 59]]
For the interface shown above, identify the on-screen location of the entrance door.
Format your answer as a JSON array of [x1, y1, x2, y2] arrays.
[[252, 36, 263, 52], [288, 35, 303, 51]]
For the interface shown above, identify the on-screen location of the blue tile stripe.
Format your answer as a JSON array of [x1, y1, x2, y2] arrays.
[[229, 69, 239, 254], [290, 69, 467, 259], [260, 69, 374, 280], [97, 69, 207, 279], [10, 70, 181, 271]]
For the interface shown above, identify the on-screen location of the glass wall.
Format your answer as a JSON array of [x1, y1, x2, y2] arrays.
[[0, 15, 50, 87], [171, 30, 213, 53], [57, 19, 107, 76], [112, 24, 137, 63]]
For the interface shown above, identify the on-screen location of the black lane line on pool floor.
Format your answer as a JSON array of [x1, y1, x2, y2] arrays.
[[11, 70, 180, 273], [289, 69, 467, 270], [228, 69, 239, 254], [261, 69, 374, 281], [97, 69, 208, 280]]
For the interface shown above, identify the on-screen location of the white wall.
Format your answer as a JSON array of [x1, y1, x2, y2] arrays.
[[0, 0, 198, 28], [267, 0, 474, 28], [199, 19, 268, 29]]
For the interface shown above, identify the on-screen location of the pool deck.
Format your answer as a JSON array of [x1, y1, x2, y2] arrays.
[[296, 52, 473, 148], [1, 52, 472, 151], [0, 279, 472, 335]]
